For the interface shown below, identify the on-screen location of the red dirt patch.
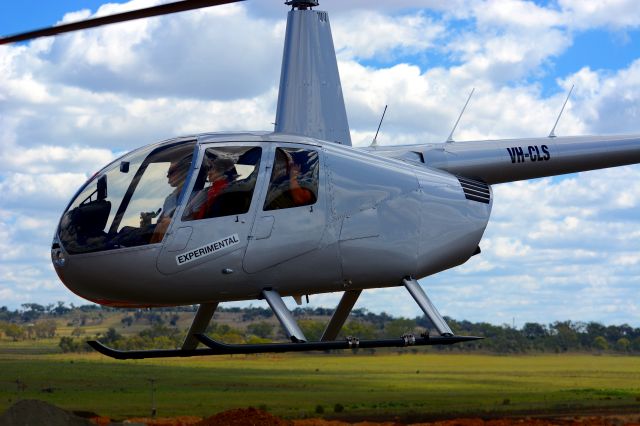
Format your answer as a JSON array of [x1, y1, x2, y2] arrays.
[[195, 407, 292, 426]]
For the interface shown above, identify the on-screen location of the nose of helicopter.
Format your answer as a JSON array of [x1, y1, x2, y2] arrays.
[[50, 236, 169, 307], [51, 238, 68, 283]]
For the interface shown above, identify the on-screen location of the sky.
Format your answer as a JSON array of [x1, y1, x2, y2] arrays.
[[1, 0, 639, 327]]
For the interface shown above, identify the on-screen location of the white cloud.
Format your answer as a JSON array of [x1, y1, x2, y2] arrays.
[[0, 145, 114, 174], [333, 11, 445, 61], [562, 60, 640, 135], [0, 172, 89, 210], [0, 0, 639, 327], [491, 237, 531, 258], [559, 0, 640, 30], [473, 0, 563, 30], [33, 1, 284, 101]]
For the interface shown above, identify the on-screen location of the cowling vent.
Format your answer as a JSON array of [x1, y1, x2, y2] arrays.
[[457, 176, 490, 204]]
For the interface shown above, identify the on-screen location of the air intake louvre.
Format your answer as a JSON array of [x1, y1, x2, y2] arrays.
[[457, 176, 490, 204]]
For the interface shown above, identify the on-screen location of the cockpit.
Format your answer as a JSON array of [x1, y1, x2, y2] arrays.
[[59, 141, 196, 254], [57, 138, 319, 256]]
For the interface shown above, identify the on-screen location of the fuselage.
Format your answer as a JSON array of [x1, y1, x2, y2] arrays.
[[51, 132, 491, 307]]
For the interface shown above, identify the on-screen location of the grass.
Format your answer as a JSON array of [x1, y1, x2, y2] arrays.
[[1, 352, 639, 421]]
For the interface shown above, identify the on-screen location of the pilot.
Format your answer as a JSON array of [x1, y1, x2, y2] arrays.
[[150, 155, 191, 243]]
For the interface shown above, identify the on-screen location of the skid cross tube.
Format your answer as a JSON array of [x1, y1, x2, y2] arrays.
[[403, 277, 454, 336], [262, 289, 307, 342], [181, 302, 218, 350], [320, 289, 362, 341]]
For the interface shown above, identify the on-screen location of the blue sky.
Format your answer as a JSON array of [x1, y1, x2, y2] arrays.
[[1, 0, 639, 326]]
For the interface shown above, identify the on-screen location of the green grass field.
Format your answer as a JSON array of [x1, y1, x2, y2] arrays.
[[1, 352, 639, 421]]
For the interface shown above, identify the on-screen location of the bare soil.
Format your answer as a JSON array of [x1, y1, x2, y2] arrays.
[[98, 408, 640, 426], [3, 401, 639, 426]]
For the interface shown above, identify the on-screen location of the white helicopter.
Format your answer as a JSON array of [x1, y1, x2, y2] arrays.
[[2, 0, 640, 359]]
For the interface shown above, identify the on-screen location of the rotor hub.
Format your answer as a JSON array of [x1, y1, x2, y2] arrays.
[[285, 0, 319, 10]]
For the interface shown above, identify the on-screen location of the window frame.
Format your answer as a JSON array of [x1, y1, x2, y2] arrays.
[[176, 142, 266, 224]]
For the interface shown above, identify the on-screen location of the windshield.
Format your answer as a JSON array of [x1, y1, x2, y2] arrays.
[[58, 141, 195, 254]]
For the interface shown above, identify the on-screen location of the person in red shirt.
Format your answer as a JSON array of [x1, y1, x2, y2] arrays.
[[191, 157, 237, 220]]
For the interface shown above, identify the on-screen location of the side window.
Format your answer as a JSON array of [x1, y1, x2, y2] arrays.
[[264, 147, 318, 211], [182, 146, 262, 221]]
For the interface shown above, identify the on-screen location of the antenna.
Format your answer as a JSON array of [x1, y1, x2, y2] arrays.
[[370, 104, 388, 147], [549, 84, 574, 138], [447, 88, 475, 143]]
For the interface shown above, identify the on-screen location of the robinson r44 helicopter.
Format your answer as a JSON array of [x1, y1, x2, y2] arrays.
[[3, 0, 640, 359]]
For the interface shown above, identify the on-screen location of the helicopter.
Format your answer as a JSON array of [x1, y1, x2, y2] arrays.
[[2, 0, 640, 359]]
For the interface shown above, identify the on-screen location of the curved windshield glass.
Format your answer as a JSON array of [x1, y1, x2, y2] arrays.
[[58, 141, 195, 254]]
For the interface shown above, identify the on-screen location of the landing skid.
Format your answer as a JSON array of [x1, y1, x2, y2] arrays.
[[88, 334, 481, 360], [88, 277, 482, 359]]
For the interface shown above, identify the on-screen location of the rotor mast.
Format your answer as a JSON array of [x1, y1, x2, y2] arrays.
[[275, 0, 352, 146]]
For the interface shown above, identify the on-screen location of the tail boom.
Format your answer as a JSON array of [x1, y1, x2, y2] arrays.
[[371, 134, 640, 184]]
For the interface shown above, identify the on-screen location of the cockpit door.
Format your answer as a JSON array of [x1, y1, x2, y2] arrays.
[[243, 144, 327, 273], [157, 143, 266, 275]]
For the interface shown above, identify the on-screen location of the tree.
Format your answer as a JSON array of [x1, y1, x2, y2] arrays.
[[247, 321, 274, 339], [59, 336, 78, 353], [52, 301, 70, 316], [384, 318, 417, 338], [298, 319, 325, 341], [593, 336, 609, 351], [101, 328, 122, 345], [20, 303, 45, 322], [341, 321, 378, 339], [550, 321, 579, 352], [615, 338, 630, 352], [169, 314, 180, 326], [523, 322, 547, 339], [21, 303, 45, 313], [33, 320, 57, 338], [4, 323, 26, 341]]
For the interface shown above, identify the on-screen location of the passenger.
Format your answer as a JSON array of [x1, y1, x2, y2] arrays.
[[189, 156, 238, 220], [288, 160, 314, 206], [265, 149, 315, 209]]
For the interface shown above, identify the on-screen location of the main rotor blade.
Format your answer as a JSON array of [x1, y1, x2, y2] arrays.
[[0, 0, 244, 45]]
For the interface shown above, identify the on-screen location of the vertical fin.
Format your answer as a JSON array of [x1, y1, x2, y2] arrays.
[[274, 8, 352, 146]]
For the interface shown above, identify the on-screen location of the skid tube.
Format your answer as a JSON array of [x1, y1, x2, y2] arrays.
[[87, 334, 482, 360]]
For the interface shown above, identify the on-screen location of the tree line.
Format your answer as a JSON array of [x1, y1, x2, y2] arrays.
[[1, 303, 639, 354]]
